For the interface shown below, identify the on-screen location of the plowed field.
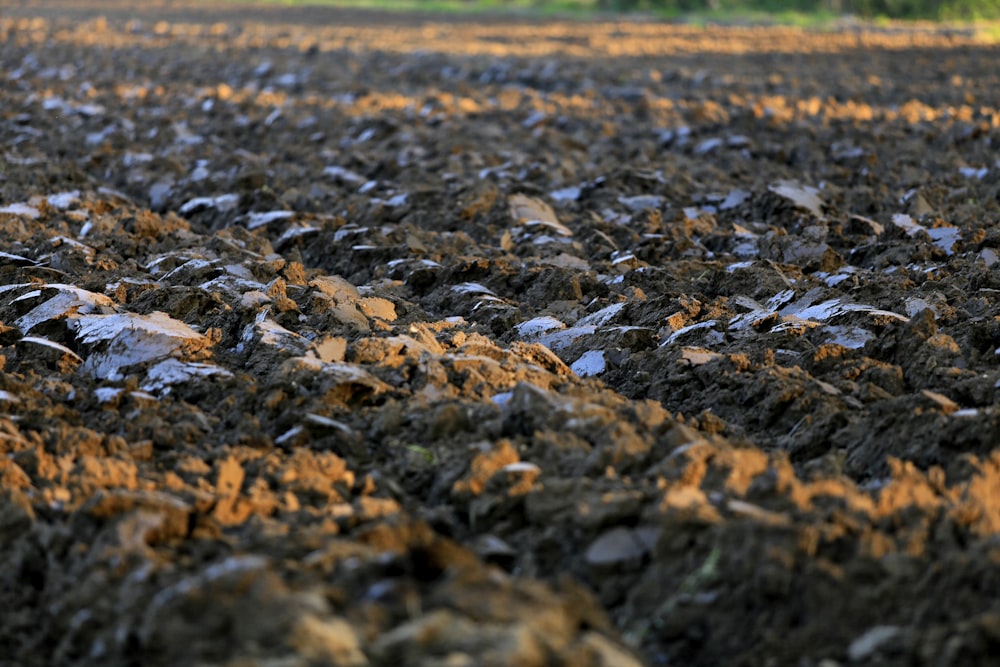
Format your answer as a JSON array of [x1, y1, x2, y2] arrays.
[[3, 2, 1000, 665]]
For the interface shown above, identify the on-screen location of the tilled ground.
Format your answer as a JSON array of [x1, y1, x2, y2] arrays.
[[3, 2, 1000, 665]]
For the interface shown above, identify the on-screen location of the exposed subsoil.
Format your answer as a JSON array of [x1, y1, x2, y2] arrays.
[[3, 2, 1000, 665]]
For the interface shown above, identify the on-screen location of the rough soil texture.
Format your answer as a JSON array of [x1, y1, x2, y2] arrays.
[[3, 2, 1000, 665]]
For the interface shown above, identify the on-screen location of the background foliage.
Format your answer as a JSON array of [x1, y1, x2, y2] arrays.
[[592, 0, 1000, 19]]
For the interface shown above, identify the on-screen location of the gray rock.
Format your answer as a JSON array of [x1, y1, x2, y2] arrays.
[[585, 526, 652, 571], [847, 625, 903, 662]]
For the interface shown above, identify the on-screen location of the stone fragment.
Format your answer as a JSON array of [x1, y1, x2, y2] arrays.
[[769, 180, 824, 218], [585, 527, 650, 570], [618, 195, 665, 212], [472, 534, 518, 567], [847, 625, 903, 662]]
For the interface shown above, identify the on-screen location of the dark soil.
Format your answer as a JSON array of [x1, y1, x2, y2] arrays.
[[3, 2, 1000, 665]]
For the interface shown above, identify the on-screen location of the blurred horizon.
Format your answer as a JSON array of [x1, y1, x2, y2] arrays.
[[209, 0, 1000, 21]]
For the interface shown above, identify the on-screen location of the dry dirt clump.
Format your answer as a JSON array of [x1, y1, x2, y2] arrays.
[[4, 1, 1000, 665]]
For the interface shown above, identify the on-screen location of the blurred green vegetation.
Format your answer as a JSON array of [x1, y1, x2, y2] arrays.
[[597, 0, 1000, 19]]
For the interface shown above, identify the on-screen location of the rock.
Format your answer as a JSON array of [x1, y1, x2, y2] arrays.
[[847, 625, 903, 662], [472, 534, 518, 568], [768, 180, 824, 218], [585, 527, 651, 571], [618, 195, 665, 212]]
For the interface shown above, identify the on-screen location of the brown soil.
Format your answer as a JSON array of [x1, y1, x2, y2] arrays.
[[3, 2, 1000, 665]]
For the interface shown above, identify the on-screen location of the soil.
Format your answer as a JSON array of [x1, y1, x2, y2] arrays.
[[3, 2, 1000, 665]]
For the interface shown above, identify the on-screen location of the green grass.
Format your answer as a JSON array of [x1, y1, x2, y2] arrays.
[[974, 21, 1000, 40], [405, 445, 435, 463]]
